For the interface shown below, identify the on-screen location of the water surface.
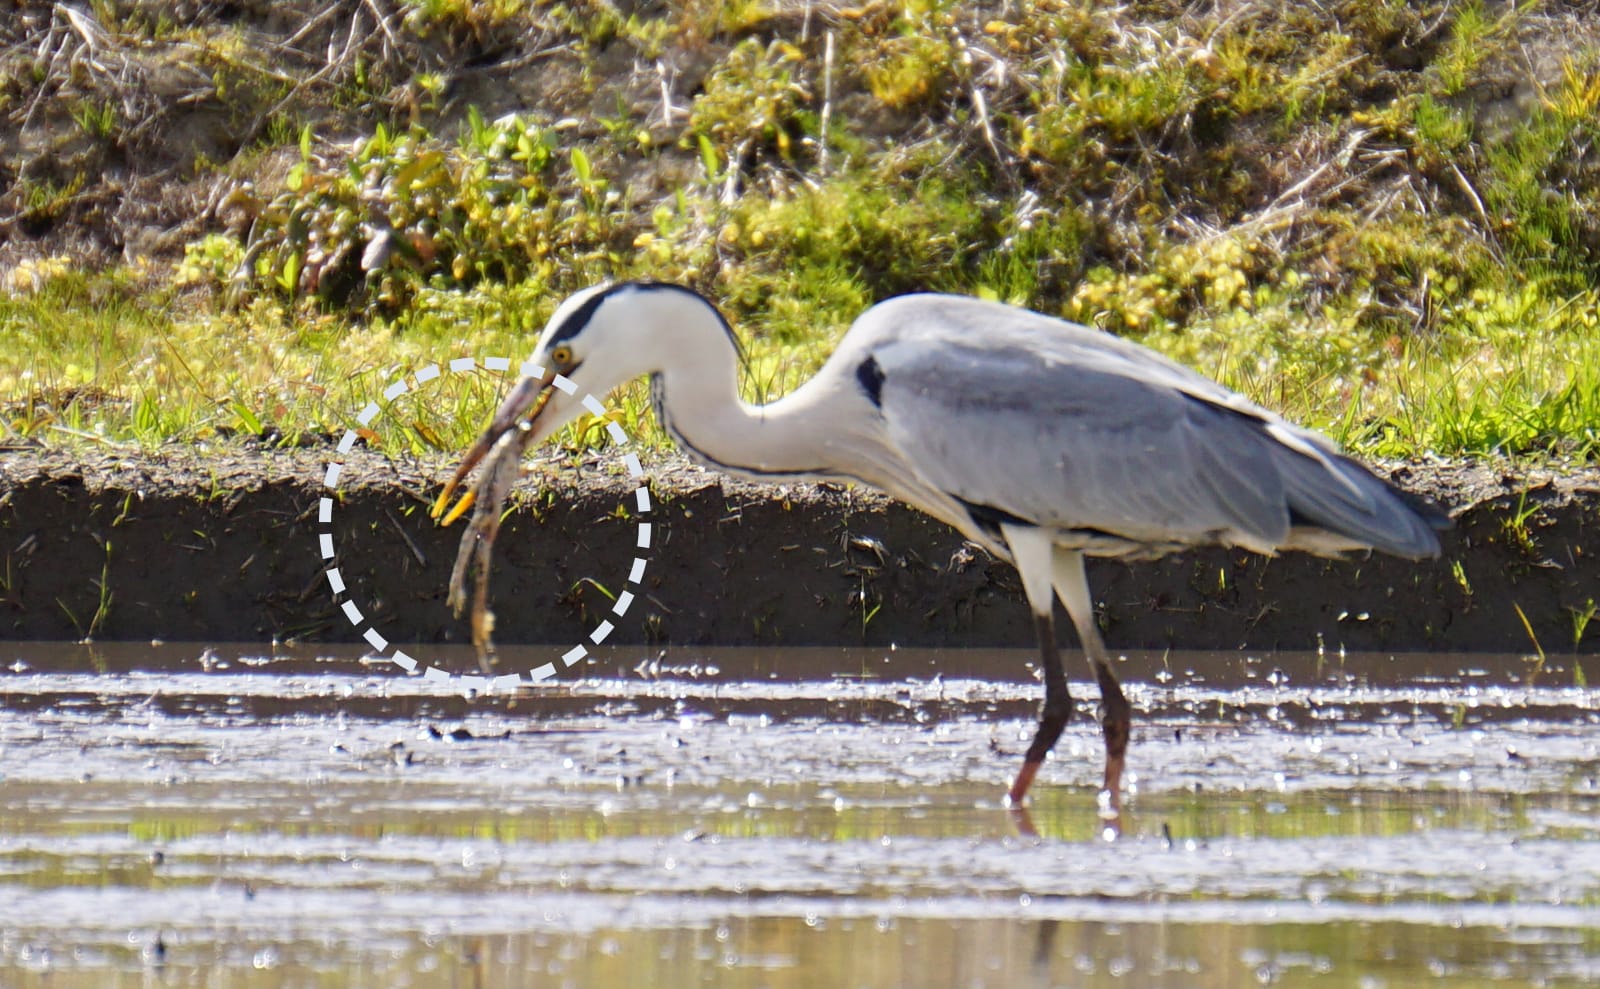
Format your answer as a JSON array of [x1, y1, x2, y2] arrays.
[[2, 643, 1597, 987]]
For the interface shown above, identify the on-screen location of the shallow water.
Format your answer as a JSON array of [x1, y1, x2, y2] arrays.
[[2, 643, 1598, 988]]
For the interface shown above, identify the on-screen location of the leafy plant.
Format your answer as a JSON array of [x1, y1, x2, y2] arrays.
[[70, 99, 118, 142], [4, 0, 1600, 466], [1570, 599, 1597, 650], [192, 112, 636, 314], [689, 38, 812, 175]]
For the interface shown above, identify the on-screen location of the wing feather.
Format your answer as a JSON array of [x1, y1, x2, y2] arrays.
[[875, 341, 1291, 548], [845, 295, 1442, 559]]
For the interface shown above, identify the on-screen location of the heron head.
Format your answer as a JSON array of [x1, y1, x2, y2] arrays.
[[432, 281, 734, 521]]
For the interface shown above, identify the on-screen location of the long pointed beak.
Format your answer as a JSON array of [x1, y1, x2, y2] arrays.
[[430, 366, 557, 525]]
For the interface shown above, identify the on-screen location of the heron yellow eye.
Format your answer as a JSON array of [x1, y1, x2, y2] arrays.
[[550, 344, 574, 369]]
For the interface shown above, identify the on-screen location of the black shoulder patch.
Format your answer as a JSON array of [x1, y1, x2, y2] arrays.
[[856, 355, 885, 407]]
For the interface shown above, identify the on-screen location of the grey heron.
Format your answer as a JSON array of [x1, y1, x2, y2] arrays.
[[434, 281, 1449, 823]]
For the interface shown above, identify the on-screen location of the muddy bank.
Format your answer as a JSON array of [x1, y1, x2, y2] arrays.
[[0, 448, 1596, 655]]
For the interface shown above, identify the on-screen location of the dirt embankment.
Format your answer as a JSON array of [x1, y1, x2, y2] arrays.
[[0, 448, 1597, 656]]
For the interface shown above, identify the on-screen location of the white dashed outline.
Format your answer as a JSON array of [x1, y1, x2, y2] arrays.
[[317, 357, 651, 692]]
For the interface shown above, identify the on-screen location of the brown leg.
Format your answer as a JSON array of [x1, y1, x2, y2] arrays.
[[1054, 549, 1128, 835], [1093, 658, 1131, 825], [1007, 611, 1072, 806]]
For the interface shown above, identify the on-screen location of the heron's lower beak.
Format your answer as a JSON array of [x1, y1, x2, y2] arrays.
[[430, 367, 557, 525]]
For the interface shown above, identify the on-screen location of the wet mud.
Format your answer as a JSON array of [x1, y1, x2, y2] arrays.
[[1, 449, 1597, 654], [2, 643, 1598, 987]]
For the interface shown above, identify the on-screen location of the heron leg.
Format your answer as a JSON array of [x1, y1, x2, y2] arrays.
[[1006, 610, 1072, 806], [1092, 657, 1131, 810], [1001, 525, 1074, 809], [1053, 549, 1128, 830]]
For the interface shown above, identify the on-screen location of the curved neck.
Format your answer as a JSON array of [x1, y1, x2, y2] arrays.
[[651, 360, 836, 480], [632, 288, 969, 533], [625, 285, 894, 484]]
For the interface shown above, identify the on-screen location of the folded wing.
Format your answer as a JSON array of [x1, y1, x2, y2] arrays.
[[869, 330, 1444, 560]]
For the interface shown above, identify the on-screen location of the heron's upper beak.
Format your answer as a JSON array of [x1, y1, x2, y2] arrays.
[[430, 365, 558, 525]]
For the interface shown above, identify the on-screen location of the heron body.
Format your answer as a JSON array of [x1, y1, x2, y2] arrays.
[[438, 281, 1448, 825]]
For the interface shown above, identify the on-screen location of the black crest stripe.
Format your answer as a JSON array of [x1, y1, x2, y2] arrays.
[[547, 286, 622, 345]]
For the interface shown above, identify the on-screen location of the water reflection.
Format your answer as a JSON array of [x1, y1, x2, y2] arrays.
[[5, 912, 1599, 988]]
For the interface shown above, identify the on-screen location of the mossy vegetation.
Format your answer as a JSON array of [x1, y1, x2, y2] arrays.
[[0, 1, 1597, 460]]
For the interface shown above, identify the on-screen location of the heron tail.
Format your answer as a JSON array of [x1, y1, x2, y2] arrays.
[[1276, 447, 1451, 559]]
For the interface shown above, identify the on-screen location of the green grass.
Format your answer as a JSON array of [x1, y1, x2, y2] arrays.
[[1, 1, 1598, 462], [5, 263, 1596, 463]]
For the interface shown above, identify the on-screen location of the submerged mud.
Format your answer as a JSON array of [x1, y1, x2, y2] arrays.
[[0, 448, 1597, 655]]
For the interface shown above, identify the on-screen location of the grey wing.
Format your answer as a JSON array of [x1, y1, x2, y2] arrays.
[[871, 339, 1442, 559]]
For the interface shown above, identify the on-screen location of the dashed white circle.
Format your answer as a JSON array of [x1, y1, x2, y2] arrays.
[[314, 356, 652, 692]]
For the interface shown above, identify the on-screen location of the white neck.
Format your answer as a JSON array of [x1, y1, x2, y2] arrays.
[[651, 344, 843, 481], [587, 284, 954, 522]]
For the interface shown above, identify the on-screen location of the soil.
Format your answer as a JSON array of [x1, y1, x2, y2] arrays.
[[1, 446, 1596, 654]]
